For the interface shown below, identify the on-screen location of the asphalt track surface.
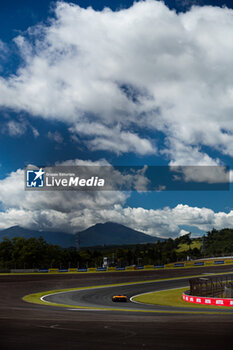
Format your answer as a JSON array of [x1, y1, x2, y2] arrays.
[[43, 276, 233, 313], [1, 265, 233, 350]]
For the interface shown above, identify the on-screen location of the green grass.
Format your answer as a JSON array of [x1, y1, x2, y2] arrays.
[[133, 287, 233, 310], [176, 240, 202, 253]]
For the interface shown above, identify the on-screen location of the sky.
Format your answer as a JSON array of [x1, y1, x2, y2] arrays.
[[0, 0, 233, 238]]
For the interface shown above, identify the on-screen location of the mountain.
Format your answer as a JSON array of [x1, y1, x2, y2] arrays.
[[76, 222, 162, 247], [0, 226, 76, 248], [0, 222, 162, 248]]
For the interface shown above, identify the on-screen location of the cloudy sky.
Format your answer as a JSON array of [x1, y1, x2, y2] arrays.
[[0, 0, 233, 238]]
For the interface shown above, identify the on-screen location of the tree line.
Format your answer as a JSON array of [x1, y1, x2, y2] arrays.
[[0, 228, 232, 270]]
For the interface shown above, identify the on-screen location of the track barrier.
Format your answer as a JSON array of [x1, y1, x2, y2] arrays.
[[10, 269, 37, 273], [183, 292, 233, 307], [49, 268, 58, 273], [183, 274, 233, 307], [96, 267, 107, 271], [189, 275, 233, 298], [68, 268, 78, 273], [87, 268, 96, 272], [107, 267, 116, 271], [3, 258, 233, 274], [144, 265, 154, 269], [194, 262, 204, 266], [125, 266, 134, 271]]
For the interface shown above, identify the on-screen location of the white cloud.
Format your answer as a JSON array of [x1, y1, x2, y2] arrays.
[[1, 117, 39, 138], [170, 165, 229, 184], [31, 126, 40, 138], [0, 166, 232, 236], [5, 120, 27, 136], [0, 1, 232, 161], [70, 122, 156, 155], [0, 39, 8, 60], [0, 40, 6, 52], [179, 229, 190, 236], [176, 0, 202, 9], [48, 131, 64, 143], [164, 140, 221, 166]]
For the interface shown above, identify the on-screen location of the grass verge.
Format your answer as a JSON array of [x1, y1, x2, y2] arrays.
[[133, 287, 233, 310]]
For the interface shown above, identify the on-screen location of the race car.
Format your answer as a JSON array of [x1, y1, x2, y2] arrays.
[[112, 294, 128, 302]]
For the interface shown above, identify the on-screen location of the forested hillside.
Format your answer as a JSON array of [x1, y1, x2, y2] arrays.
[[0, 228, 232, 270]]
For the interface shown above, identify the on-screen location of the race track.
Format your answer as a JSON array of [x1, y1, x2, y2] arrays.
[[1, 265, 233, 350], [43, 276, 233, 314]]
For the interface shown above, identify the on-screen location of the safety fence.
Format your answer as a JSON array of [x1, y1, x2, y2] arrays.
[[189, 274, 233, 298]]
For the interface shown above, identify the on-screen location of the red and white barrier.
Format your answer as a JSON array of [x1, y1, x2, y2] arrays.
[[182, 293, 233, 307]]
